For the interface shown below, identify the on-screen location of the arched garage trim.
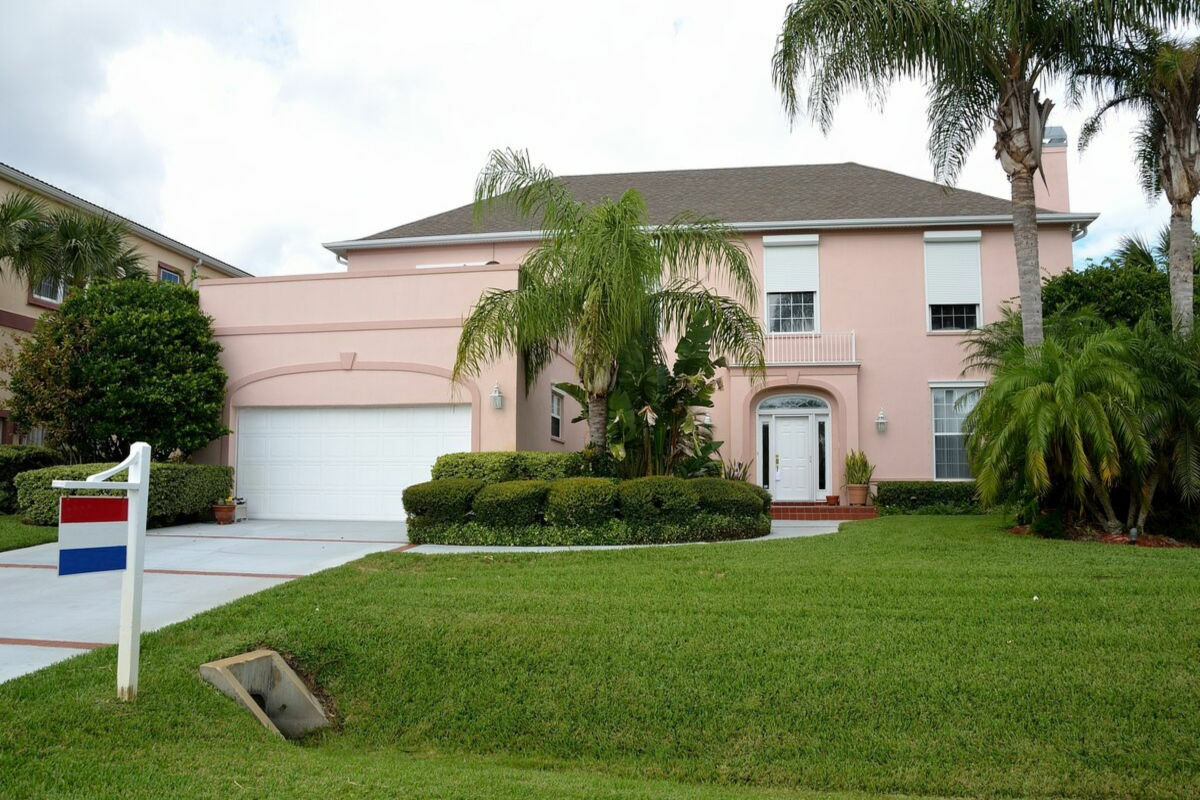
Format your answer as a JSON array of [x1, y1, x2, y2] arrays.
[[220, 360, 481, 462]]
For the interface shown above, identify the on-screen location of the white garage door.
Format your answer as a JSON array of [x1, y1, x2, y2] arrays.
[[235, 405, 471, 521]]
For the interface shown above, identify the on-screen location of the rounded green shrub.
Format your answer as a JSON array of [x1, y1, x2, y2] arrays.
[[402, 478, 484, 527], [430, 453, 521, 483], [14, 462, 232, 527], [545, 477, 618, 527], [688, 478, 767, 517], [0, 445, 62, 512], [472, 480, 550, 527], [617, 476, 698, 524]]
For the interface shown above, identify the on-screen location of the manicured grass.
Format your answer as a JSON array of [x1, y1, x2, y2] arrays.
[[2, 515, 1199, 799], [0, 513, 54, 552]]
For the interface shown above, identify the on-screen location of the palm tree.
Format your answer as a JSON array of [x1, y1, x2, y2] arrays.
[[1073, 29, 1200, 333], [966, 326, 1149, 532], [0, 191, 145, 293], [772, 0, 1198, 346], [453, 149, 764, 449]]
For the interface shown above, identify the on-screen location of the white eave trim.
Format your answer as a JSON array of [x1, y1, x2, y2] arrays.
[[0, 162, 253, 278], [324, 212, 1099, 254]]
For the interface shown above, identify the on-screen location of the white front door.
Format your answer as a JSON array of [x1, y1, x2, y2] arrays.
[[774, 415, 813, 501]]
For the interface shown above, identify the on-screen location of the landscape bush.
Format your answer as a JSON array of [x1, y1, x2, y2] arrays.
[[471, 480, 550, 527], [689, 477, 770, 517], [0, 445, 62, 512], [430, 450, 618, 483], [544, 477, 619, 527], [401, 479, 484, 529], [407, 475, 770, 546], [616, 476, 699, 524], [875, 481, 981, 515], [14, 462, 233, 527]]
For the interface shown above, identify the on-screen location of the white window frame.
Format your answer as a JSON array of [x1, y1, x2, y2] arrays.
[[924, 230, 982, 332], [930, 380, 984, 481], [763, 234, 821, 334], [32, 276, 66, 305], [550, 388, 565, 441], [157, 265, 183, 284]]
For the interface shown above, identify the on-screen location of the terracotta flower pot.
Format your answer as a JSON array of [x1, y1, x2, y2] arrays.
[[825, 494, 840, 506], [213, 504, 236, 525], [846, 484, 869, 507]]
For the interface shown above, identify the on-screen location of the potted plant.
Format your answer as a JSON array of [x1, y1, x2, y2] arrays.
[[212, 496, 237, 525], [844, 450, 874, 506], [825, 494, 840, 506]]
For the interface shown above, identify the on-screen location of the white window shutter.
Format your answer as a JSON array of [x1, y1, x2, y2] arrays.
[[924, 233, 982, 307], [764, 240, 820, 293]]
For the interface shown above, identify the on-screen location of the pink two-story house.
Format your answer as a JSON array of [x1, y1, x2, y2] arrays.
[[197, 136, 1094, 521]]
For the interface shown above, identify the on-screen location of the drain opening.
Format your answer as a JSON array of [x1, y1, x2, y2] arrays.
[[200, 649, 329, 739]]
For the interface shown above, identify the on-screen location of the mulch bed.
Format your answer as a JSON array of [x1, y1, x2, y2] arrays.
[[1010, 524, 1198, 548]]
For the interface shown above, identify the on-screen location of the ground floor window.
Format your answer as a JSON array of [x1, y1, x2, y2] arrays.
[[33, 276, 65, 305], [932, 385, 979, 479], [550, 389, 564, 439]]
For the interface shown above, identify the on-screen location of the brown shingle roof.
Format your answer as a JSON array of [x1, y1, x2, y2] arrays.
[[358, 162, 1023, 241]]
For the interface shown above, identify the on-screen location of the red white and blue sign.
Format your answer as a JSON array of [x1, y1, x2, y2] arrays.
[[58, 497, 129, 576]]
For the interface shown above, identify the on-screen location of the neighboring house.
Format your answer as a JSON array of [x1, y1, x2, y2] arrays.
[[197, 130, 1094, 521], [0, 161, 252, 443]]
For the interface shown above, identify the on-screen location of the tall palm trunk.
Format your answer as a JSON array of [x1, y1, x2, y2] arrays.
[[1011, 170, 1044, 346], [1168, 199, 1195, 333], [587, 393, 609, 450]]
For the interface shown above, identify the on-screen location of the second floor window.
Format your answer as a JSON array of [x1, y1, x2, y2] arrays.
[[158, 265, 183, 285], [929, 303, 978, 331], [925, 231, 982, 332], [550, 390, 563, 439], [32, 276, 65, 305], [768, 291, 815, 333]]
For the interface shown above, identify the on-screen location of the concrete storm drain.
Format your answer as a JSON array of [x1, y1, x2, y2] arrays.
[[200, 649, 330, 739]]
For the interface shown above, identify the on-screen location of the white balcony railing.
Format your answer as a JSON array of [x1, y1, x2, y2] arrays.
[[761, 330, 857, 365]]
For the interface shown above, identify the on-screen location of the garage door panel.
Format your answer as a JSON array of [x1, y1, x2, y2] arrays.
[[235, 405, 471, 521]]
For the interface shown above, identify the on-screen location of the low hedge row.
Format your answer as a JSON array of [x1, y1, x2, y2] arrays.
[[874, 480, 981, 515], [402, 475, 771, 546], [14, 463, 234, 527], [0, 445, 62, 512], [430, 450, 616, 483]]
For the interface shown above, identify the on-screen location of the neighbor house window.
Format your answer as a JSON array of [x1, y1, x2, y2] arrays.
[[763, 234, 819, 333], [767, 291, 816, 333], [929, 303, 978, 331], [32, 277, 65, 305], [550, 390, 564, 439], [158, 265, 183, 284], [925, 231, 982, 331], [932, 384, 981, 480]]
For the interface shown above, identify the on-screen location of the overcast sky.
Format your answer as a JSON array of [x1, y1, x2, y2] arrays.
[[0, 1, 1176, 276]]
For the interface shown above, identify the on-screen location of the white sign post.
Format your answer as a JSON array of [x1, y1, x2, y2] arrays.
[[53, 441, 151, 701]]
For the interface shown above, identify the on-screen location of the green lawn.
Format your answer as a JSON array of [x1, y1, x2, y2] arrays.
[[0, 513, 54, 552], [2, 515, 1198, 799]]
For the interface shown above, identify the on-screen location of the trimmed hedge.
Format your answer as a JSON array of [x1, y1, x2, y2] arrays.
[[14, 462, 233, 527], [401, 479, 484, 529], [617, 477, 698, 524], [545, 478, 619, 527], [875, 481, 981, 515], [406, 475, 770, 546], [430, 450, 618, 483], [690, 477, 770, 517], [472, 480, 550, 527], [0, 445, 62, 512]]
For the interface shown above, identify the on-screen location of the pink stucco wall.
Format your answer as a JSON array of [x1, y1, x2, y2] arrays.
[[200, 216, 1079, 488]]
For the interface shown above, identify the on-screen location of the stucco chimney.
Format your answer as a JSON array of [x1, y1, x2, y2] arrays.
[[1035, 126, 1070, 212]]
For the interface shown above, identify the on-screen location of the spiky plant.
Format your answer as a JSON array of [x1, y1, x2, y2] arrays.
[[966, 328, 1149, 532], [1074, 29, 1200, 332], [452, 149, 764, 450], [772, 0, 1199, 346]]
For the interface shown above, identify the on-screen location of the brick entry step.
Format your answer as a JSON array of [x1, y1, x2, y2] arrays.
[[771, 502, 878, 521]]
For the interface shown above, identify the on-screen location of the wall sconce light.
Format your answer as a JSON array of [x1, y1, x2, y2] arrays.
[[875, 410, 888, 433], [490, 382, 504, 410]]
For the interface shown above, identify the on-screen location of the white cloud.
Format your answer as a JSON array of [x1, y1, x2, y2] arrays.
[[1, 0, 1187, 275]]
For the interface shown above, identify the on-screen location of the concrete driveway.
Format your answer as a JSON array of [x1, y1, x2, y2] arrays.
[[0, 520, 408, 683]]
